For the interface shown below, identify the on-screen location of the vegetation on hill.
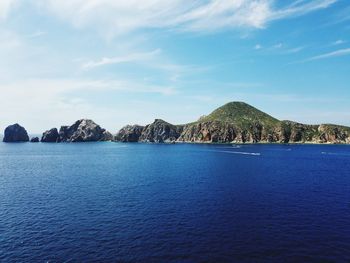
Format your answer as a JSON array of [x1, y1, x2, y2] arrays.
[[199, 101, 280, 128]]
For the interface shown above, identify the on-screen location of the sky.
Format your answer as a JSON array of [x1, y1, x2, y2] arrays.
[[0, 0, 350, 133]]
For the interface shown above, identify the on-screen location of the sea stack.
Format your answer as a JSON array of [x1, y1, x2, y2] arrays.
[[58, 119, 113, 142], [41, 128, 59, 142], [3, 124, 30, 142], [30, 137, 40, 143]]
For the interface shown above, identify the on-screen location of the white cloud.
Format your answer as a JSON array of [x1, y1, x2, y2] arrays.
[[273, 43, 283, 49], [254, 44, 262, 50], [304, 48, 350, 62], [27, 0, 337, 36], [82, 49, 161, 69], [286, 46, 304, 53], [271, 0, 338, 20], [332, 39, 345, 45], [0, 0, 16, 19]]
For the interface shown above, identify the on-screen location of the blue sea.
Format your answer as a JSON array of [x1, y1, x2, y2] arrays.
[[0, 143, 349, 262]]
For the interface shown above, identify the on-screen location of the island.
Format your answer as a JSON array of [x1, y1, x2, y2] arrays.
[[2, 102, 350, 144]]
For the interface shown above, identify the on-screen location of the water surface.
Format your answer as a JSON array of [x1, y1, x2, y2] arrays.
[[0, 143, 349, 262]]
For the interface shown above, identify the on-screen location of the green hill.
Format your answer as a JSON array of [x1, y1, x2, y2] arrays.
[[199, 101, 280, 128], [116, 101, 350, 144]]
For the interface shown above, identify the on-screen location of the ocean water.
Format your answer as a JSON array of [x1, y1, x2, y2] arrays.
[[0, 142, 349, 262]]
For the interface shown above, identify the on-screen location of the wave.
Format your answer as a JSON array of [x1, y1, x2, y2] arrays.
[[210, 150, 261, 156]]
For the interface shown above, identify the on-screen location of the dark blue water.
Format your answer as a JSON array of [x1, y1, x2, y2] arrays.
[[0, 143, 349, 262]]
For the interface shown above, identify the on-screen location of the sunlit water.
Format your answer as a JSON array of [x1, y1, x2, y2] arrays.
[[0, 143, 349, 262]]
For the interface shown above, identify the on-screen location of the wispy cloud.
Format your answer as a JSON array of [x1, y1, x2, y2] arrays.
[[82, 49, 161, 69], [254, 44, 262, 50], [303, 48, 350, 62], [25, 0, 337, 37], [332, 39, 346, 45], [273, 43, 283, 49], [271, 0, 338, 20], [285, 46, 304, 53]]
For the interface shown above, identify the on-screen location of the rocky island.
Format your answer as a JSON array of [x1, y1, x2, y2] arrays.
[[41, 119, 113, 142], [115, 102, 350, 144], [2, 102, 350, 144]]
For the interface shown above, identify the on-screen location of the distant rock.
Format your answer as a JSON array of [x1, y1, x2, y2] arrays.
[[178, 121, 236, 143], [117, 101, 350, 144], [30, 137, 40, 143], [139, 119, 183, 143], [276, 121, 315, 143], [177, 102, 350, 144], [6, 101, 349, 145], [115, 125, 144, 142], [41, 128, 59, 143], [58, 119, 113, 142], [3, 124, 29, 142], [318, 124, 349, 144]]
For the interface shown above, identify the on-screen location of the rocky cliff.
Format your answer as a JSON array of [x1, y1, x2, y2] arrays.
[[115, 102, 350, 144], [114, 125, 144, 142], [58, 119, 113, 142], [115, 119, 183, 143], [138, 119, 183, 143], [40, 119, 113, 143], [2, 102, 350, 144], [41, 128, 59, 142], [3, 124, 29, 142]]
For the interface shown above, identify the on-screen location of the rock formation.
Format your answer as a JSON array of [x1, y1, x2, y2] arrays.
[[30, 137, 40, 143], [114, 125, 144, 142], [41, 128, 59, 142], [58, 119, 113, 142], [138, 119, 183, 143], [3, 101, 350, 145], [178, 121, 236, 143], [3, 124, 29, 142], [115, 102, 350, 144]]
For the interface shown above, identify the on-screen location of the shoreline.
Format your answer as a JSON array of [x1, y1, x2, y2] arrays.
[[1, 140, 349, 146]]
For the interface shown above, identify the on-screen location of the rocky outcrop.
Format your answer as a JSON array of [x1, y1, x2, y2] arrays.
[[3, 124, 29, 142], [115, 125, 144, 142], [117, 119, 350, 145], [178, 121, 279, 143], [276, 121, 316, 143], [3, 101, 349, 145], [178, 121, 350, 144], [178, 121, 236, 143], [58, 119, 113, 142], [30, 137, 40, 143], [317, 124, 349, 144], [138, 119, 183, 143], [41, 128, 59, 142]]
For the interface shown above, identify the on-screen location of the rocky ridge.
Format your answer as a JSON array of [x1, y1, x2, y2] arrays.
[[57, 119, 113, 142], [114, 125, 144, 142], [115, 102, 350, 144], [2, 102, 350, 144], [138, 119, 183, 143]]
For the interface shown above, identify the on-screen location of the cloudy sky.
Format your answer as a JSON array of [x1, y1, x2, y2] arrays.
[[0, 0, 349, 133]]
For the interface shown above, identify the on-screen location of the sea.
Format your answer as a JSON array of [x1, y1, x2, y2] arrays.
[[0, 142, 349, 262]]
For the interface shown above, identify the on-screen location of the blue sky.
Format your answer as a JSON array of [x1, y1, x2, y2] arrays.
[[0, 0, 349, 133]]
